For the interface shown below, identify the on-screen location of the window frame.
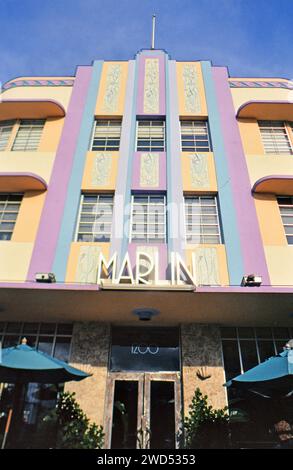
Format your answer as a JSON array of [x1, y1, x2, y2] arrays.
[[277, 195, 293, 245], [0, 119, 45, 152], [221, 326, 292, 377], [258, 120, 293, 155], [135, 120, 166, 152], [184, 195, 222, 245], [90, 119, 122, 152], [129, 194, 167, 243], [0, 193, 23, 241], [180, 119, 212, 153], [0, 120, 16, 151], [75, 193, 114, 243], [0, 322, 73, 360]]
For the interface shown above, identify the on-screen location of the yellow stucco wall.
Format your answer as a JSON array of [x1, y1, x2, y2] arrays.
[[238, 118, 264, 155], [264, 246, 293, 286], [65, 242, 111, 284], [0, 151, 55, 185], [0, 242, 33, 281], [181, 152, 217, 192], [176, 62, 208, 116], [248, 155, 293, 188], [185, 245, 229, 286], [1, 85, 73, 110], [12, 191, 46, 243], [95, 62, 128, 116], [231, 86, 292, 112], [254, 194, 287, 246], [38, 117, 64, 152], [81, 152, 119, 191]]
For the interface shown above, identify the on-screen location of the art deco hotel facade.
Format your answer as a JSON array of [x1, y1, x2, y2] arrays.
[[0, 48, 293, 448]]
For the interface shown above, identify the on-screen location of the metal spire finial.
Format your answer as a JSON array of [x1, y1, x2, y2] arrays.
[[151, 14, 156, 49]]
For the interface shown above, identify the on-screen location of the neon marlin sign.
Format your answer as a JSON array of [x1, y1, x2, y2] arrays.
[[97, 251, 199, 286]]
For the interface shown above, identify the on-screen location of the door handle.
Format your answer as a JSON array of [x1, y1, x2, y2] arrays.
[[137, 415, 151, 449]]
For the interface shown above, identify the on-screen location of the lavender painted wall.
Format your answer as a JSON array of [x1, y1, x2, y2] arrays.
[[26, 66, 93, 280], [132, 151, 166, 191], [136, 51, 166, 116], [212, 67, 270, 285]]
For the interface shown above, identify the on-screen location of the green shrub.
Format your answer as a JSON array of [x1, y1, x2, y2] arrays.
[[54, 392, 104, 449], [184, 388, 230, 449]]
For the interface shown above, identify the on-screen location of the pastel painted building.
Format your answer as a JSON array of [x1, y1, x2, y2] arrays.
[[0, 49, 293, 448]]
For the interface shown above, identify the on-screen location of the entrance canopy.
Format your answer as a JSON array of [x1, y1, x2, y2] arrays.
[[0, 283, 293, 326]]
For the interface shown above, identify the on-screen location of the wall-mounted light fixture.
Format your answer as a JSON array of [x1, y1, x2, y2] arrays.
[[132, 308, 159, 322], [241, 274, 262, 287], [35, 273, 56, 283]]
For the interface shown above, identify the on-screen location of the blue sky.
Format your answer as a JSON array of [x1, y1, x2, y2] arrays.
[[1, 0, 292, 84]]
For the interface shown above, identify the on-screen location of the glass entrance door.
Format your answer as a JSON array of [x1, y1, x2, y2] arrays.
[[104, 372, 181, 449]]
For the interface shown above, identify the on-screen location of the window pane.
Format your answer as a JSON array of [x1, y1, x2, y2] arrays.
[[92, 120, 122, 151], [0, 194, 22, 239], [222, 340, 241, 381], [136, 120, 165, 151], [39, 323, 56, 335], [0, 120, 15, 150], [38, 336, 54, 355], [238, 327, 255, 339], [180, 120, 211, 152], [258, 340, 275, 361], [76, 194, 114, 242], [131, 194, 166, 242], [259, 121, 292, 155], [184, 196, 221, 244], [220, 327, 237, 338], [240, 340, 258, 371], [3, 335, 20, 347], [54, 337, 71, 362], [12, 119, 45, 151]]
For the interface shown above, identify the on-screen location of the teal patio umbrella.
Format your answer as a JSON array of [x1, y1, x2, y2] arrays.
[[225, 340, 293, 398], [0, 338, 91, 448]]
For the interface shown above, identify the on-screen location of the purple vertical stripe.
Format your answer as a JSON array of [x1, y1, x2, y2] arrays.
[[212, 67, 270, 284], [27, 66, 92, 279], [137, 52, 166, 116]]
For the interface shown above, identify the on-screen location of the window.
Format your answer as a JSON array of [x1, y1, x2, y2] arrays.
[[76, 193, 114, 242], [221, 327, 292, 380], [184, 195, 221, 244], [0, 322, 73, 361], [136, 120, 165, 151], [130, 194, 166, 242], [91, 120, 122, 151], [180, 120, 211, 152], [277, 196, 293, 244], [0, 194, 22, 240], [0, 120, 15, 151], [12, 119, 45, 151], [258, 121, 293, 155]]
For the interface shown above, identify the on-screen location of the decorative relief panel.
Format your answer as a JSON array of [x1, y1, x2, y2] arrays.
[[91, 153, 112, 187], [193, 247, 220, 286], [139, 153, 159, 187], [102, 64, 122, 113], [75, 246, 102, 284], [182, 64, 201, 114], [190, 153, 209, 189], [143, 59, 159, 114]]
